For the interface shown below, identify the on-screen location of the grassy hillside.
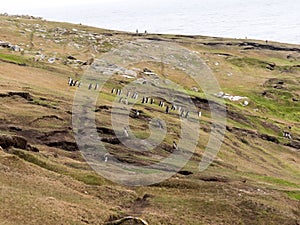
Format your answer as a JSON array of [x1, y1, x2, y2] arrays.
[[0, 14, 299, 224]]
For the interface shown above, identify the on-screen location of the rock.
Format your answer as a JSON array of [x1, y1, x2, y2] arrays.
[[0, 41, 11, 48], [34, 54, 46, 62], [67, 55, 77, 60], [191, 87, 199, 92], [105, 216, 148, 225], [83, 58, 94, 66], [216, 92, 225, 98], [287, 141, 300, 149], [134, 78, 147, 85], [122, 69, 137, 78], [243, 100, 249, 106], [48, 58, 56, 64], [143, 68, 152, 73], [74, 60, 85, 64], [215, 92, 248, 101], [266, 62, 276, 70], [12, 45, 23, 52]]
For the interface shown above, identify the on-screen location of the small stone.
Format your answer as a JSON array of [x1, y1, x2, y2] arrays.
[[48, 58, 56, 63]]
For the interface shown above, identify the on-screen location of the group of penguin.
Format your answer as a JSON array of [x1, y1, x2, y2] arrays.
[[68, 77, 99, 90], [111, 87, 202, 120]]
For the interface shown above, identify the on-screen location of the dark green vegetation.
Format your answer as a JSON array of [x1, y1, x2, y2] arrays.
[[0, 14, 299, 224]]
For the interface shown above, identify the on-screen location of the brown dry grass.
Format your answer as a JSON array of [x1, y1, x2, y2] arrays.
[[0, 14, 299, 224]]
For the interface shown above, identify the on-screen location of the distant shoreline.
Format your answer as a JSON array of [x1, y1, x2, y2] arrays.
[[1, 12, 300, 47]]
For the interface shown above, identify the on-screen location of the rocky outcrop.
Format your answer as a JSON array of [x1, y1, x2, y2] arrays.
[[45, 141, 78, 151], [286, 141, 300, 150], [0, 40, 23, 52], [0, 134, 38, 152], [201, 41, 300, 53], [0, 92, 33, 101]]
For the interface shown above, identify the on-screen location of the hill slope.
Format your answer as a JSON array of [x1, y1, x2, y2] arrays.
[[0, 14, 300, 224]]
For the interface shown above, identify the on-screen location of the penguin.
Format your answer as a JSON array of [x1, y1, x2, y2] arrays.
[[123, 127, 129, 137], [104, 153, 110, 162], [68, 77, 73, 86], [173, 141, 178, 151], [180, 110, 185, 118], [185, 111, 190, 119], [135, 110, 140, 117], [166, 105, 170, 114]]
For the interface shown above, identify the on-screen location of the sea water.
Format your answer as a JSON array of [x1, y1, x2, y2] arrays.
[[2, 0, 300, 44]]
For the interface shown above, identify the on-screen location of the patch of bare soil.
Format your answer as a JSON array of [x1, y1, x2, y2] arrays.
[[0, 91, 33, 101], [0, 134, 38, 152]]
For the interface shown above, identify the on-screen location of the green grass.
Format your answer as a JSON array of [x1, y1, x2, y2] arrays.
[[246, 173, 300, 188], [227, 57, 271, 69], [0, 52, 28, 65], [10, 148, 106, 186], [268, 57, 300, 66], [31, 98, 58, 109], [246, 90, 300, 122], [287, 191, 300, 201], [99, 41, 114, 52]]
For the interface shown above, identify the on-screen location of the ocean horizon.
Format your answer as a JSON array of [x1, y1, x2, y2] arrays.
[[1, 0, 300, 45]]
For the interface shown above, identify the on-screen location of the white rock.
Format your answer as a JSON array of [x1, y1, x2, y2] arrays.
[[243, 101, 249, 106], [48, 58, 56, 64]]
